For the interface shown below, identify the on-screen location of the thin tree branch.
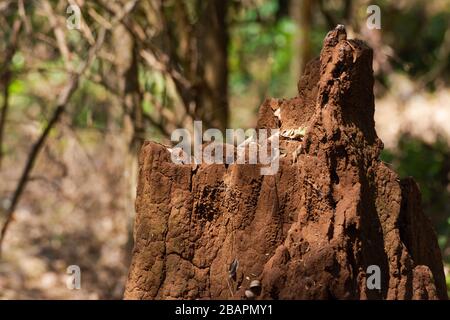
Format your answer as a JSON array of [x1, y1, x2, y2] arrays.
[[0, 29, 107, 258], [42, 0, 71, 68], [143, 112, 171, 138], [420, 21, 450, 88], [0, 104, 64, 257], [0, 72, 11, 169], [0, 0, 139, 256]]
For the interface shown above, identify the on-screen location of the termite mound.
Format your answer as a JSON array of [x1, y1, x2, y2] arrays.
[[124, 26, 448, 300]]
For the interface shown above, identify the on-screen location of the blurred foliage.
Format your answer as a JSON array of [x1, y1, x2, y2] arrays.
[[229, 3, 295, 98], [379, 1, 450, 80], [229, 0, 329, 99]]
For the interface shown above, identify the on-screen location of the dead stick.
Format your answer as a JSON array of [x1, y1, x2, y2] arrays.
[[0, 72, 11, 169], [0, 71, 81, 257], [0, 0, 138, 257], [0, 32, 104, 258], [0, 104, 64, 255]]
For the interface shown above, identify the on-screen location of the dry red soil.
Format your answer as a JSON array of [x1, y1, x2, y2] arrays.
[[124, 26, 447, 300]]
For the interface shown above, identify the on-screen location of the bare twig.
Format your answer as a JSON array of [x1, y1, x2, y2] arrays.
[[42, 0, 71, 68], [87, 71, 173, 138], [0, 104, 64, 257], [0, 74, 12, 169], [143, 112, 171, 138], [0, 29, 107, 258], [420, 21, 450, 87], [0, 0, 139, 256], [17, 0, 31, 35]]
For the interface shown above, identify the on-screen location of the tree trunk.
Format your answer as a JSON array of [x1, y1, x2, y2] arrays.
[[196, 0, 229, 131], [114, 25, 144, 267], [290, 0, 313, 79]]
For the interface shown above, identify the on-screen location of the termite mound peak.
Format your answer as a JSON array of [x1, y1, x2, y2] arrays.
[[124, 25, 447, 300]]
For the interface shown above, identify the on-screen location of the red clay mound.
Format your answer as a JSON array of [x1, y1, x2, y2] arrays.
[[124, 26, 448, 300]]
